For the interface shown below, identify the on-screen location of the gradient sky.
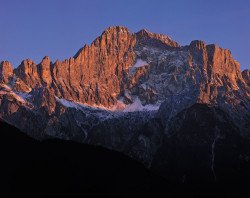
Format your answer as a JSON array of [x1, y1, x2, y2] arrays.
[[0, 0, 249, 70]]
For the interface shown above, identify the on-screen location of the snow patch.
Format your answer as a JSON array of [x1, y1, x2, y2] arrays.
[[0, 85, 31, 104], [83, 129, 88, 141], [116, 97, 160, 112], [134, 50, 141, 55], [109, 100, 126, 111], [211, 129, 224, 181], [57, 98, 81, 109], [57, 97, 159, 113], [132, 59, 148, 68], [124, 90, 131, 98], [56, 98, 109, 111], [140, 84, 147, 90], [15, 92, 31, 102], [1, 84, 12, 91]]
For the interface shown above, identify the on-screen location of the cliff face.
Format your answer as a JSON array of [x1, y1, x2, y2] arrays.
[[50, 26, 136, 107], [0, 26, 250, 184]]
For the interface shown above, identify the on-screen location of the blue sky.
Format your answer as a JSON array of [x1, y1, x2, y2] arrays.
[[0, 0, 249, 70]]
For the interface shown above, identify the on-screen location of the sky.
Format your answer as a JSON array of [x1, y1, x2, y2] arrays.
[[0, 0, 249, 71]]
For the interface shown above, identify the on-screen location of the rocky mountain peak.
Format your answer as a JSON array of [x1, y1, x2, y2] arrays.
[[189, 40, 207, 50], [38, 56, 52, 87], [13, 59, 40, 89], [0, 61, 13, 84], [136, 28, 179, 48], [0, 60, 12, 68], [41, 56, 50, 62], [102, 26, 131, 35], [136, 29, 150, 36], [22, 59, 35, 66]]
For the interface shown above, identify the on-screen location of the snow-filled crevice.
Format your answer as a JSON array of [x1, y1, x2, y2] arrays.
[[211, 127, 223, 181], [57, 97, 160, 113], [131, 59, 148, 68]]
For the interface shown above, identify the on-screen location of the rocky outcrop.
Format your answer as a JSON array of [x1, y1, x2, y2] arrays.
[[242, 69, 250, 86], [37, 56, 52, 87], [0, 61, 13, 84], [30, 87, 56, 115], [14, 59, 41, 89], [136, 29, 179, 48]]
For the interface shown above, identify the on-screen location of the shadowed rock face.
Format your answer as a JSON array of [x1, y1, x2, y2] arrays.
[[242, 69, 250, 86], [0, 26, 250, 185], [152, 104, 250, 183]]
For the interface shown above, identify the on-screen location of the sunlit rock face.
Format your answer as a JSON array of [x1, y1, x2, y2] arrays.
[[0, 26, 250, 183], [0, 61, 13, 84]]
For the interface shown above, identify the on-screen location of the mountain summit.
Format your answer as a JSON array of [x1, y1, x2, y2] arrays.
[[0, 26, 250, 184]]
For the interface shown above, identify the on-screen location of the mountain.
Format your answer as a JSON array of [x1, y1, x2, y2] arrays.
[[0, 26, 250, 189]]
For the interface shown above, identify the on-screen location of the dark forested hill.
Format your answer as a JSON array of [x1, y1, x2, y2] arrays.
[[1, 119, 250, 198], [0, 119, 169, 198]]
